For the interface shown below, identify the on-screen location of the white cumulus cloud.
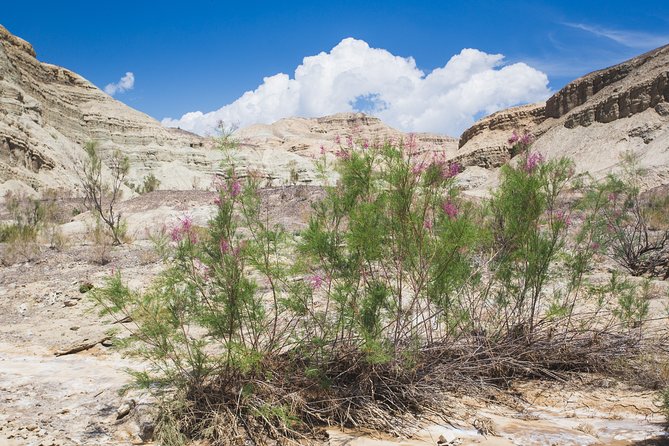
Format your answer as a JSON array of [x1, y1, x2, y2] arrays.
[[162, 38, 551, 136], [104, 72, 135, 96]]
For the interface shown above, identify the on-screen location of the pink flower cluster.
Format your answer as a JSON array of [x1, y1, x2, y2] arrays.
[[230, 179, 242, 197], [212, 174, 243, 204], [508, 130, 534, 146], [309, 274, 323, 290], [554, 210, 571, 227], [307, 273, 331, 291], [219, 238, 230, 255], [171, 216, 198, 243], [412, 153, 461, 180], [335, 148, 351, 160], [442, 200, 459, 219], [442, 162, 462, 179], [412, 161, 427, 175], [524, 152, 544, 173], [219, 237, 243, 258]]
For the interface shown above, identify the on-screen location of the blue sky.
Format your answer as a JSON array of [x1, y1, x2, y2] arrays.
[[2, 0, 668, 136]]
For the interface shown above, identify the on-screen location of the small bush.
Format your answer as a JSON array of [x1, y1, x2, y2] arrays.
[[1, 191, 43, 263], [583, 152, 669, 279], [79, 141, 129, 245], [88, 218, 113, 265], [133, 173, 161, 194]]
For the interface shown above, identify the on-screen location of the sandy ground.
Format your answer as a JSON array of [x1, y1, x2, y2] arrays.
[[1, 190, 668, 446]]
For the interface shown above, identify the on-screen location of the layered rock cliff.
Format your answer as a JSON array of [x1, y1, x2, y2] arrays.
[[453, 103, 546, 169], [545, 45, 669, 125], [456, 43, 669, 189], [0, 25, 215, 193]]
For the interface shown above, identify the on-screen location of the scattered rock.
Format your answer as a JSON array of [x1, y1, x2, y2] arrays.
[[116, 399, 136, 420], [63, 300, 78, 307], [138, 419, 155, 442], [79, 282, 94, 294], [54, 337, 109, 356], [473, 416, 499, 436], [437, 434, 462, 446], [656, 102, 669, 116]]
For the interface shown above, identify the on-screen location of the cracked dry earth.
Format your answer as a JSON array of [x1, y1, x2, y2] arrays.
[[1, 189, 669, 446]]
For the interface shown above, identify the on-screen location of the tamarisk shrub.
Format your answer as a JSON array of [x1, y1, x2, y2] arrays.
[[486, 146, 578, 336], [299, 139, 478, 362], [90, 133, 658, 445]]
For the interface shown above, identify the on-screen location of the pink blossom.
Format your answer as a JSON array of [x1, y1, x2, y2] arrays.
[[346, 135, 353, 147], [334, 135, 341, 145], [362, 139, 369, 149], [230, 179, 242, 198], [320, 145, 326, 155], [442, 200, 459, 219], [213, 196, 222, 206], [424, 219, 433, 230], [524, 152, 544, 173], [180, 216, 193, 232], [442, 162, 461, 179], [170, 226, 183, 242], [590, 242, 600, 250], [219, 238, 230, 255], [308, 274, 324, 290], [508, 130, 520, 145], [431, 152, 446, 168], [335, 148, 351, 160], [607, 192, 618, 202], [171, 216, 197, 243], [233, 241, 245, 257], [508, 130, 534, 147], [520, 132, 534, 146], [412, 162, 427, 175], [554, 210, 571, 227]]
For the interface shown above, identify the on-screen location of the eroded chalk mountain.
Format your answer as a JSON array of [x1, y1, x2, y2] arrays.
[[0, 24, 456, 197], [1, 22, 668, 198]]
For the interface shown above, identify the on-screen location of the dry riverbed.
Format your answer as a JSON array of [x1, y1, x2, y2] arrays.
[[1, 191, 668, 446]]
